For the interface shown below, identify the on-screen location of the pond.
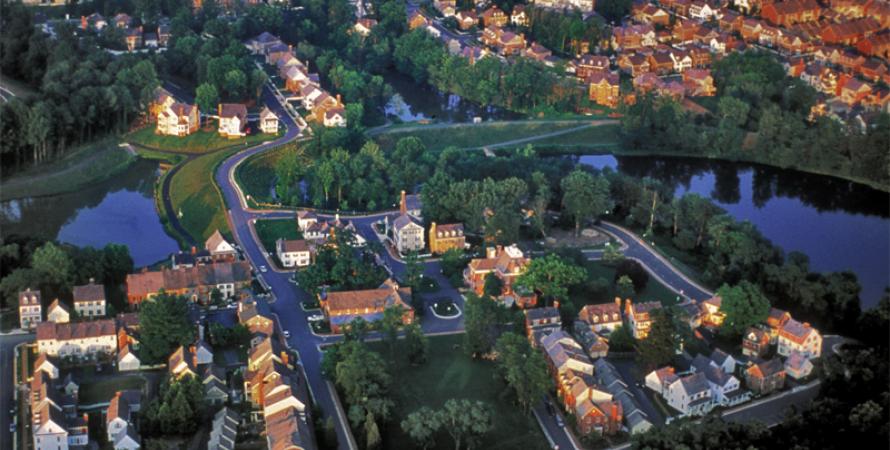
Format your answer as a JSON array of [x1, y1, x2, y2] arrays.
[[384, 71, 523, 123], [0, 159, 180, 267], [575, 154, 890, 309]]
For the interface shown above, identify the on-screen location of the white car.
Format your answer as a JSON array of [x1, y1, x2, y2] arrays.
[[283, 330, 291, 338], [259, 265, 268, 273]]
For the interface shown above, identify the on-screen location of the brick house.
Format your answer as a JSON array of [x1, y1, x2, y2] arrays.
[[319, 279, 414, 333], [745, 358, 785, 395], [626, 300, 662, 339], [578, 300, 622, 333], [481, 6, 508, 27], [428, 222, 466, 255], [761, 0, 821, 27], [126, 261, 252, 305], [464, 245, 536, 307], [570, 54, 610, 79], [742, 327, 770, 357], [821, 17, 881, 45], [587, 71, 621, 108]]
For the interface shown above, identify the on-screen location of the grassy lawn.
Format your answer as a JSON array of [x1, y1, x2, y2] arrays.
[[583, 260, 682, 307], [526, 124, 621, 152], [254, 218, 302, 254], [127, 126, 279, 154], [366, 335, 550, 450], [372, 120, 600, 152], [134, 147, 186, 165], [169, 149, 238, 242], [235, 144, 290, 204], [78, 376, 146, 405], [0, 138, 136, 201]]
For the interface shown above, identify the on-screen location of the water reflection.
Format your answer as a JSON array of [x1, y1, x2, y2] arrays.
[[0, 159, 180, 267], [575, 154, 890, 308], [384, 71, 522, 123]]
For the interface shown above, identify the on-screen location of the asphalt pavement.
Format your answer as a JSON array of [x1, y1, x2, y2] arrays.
[[1, 332, 36, 450]]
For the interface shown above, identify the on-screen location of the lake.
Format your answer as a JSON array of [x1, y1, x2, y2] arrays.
[[576, 154, 890, 309], [0, 159, 180, 267], [384, 71, 522, 123]]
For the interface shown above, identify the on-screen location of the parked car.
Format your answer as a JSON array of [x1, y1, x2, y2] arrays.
[[259, 265, 268, 273], [283, 330, 291, 338], [555, 414, 564, 428], [10, 422, 16, 433]]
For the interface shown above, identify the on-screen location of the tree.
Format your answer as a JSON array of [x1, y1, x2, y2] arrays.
[[602, 242, 623, 263], [609, 325, 635, 351], [439, 248, 466, 284], [401, 407, 441, 450], [614, 259, 649, 292], [561, 170, 612, 236], [494, 332, 551, 412], [616, 275, 635, 301], [404, 322, 428, 365], [138, 293, 195, 364], [636, 309, 676, 371], [31, 242, 73, 288], [718, 281, 770, 338], [483, 272, 503, 298], [404, 250, 423, 289], [515, 254, 586, 304], [439, 399, 493, 450], [195, 82, 219, 115], [528, 171, 552, 237], [364, 411, 381, 449], [334, 341, 393, 421], [381, 305, 405, 357], [463, 293, 506, 356]]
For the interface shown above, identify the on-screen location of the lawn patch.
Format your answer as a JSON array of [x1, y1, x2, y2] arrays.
[[366, 334, 550, 450], [78, 376, 146, 405], [254, 218, 302, 254], [234, 143, 293, 205], [169, 149, 237, 242], [127, 126, 279, 154], [583, 260, 681, 307]]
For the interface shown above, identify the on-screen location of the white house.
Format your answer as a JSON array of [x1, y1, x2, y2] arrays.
[[118, 345, 141, 371], [392, 215, 425, 254], [665, 372, 714, 417], [323, 107, 347, 127], [709, 349, 736, 374], [218, 103, 248, 138], [644, 367, 678, 396], [578, 301, 623, 333], [205, 230, 237, 259], [259, 107, 279, 134], [784, 351, 814, 380], [19, 288, 42, 330], [276, 239, 312, 268], [33, 403, 68, 450], [777, 319, 822, 359], [112, 425, 140, 450], [36, 320, 117, 358], [106, 392, 132, 442], [195, 339, 214, 365], [73, 279, 106, 318], [47, 300, 70, 324], [35, 354, 60, 379], [208, 407, 240, 450], [541, 330, 595, 375]]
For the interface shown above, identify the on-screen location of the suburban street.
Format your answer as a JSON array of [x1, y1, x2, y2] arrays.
[[1, 332, 36, 450]]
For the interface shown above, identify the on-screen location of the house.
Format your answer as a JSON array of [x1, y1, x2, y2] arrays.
[[634, 4, 670, 26], [323, 107, 347, 127], [19, 288, 43, 329], [525, 306, 562, 347], [761, 0, 821, 27], [533, 0, 596, 13], [742, 327, 770, 357], [107, 390, 137, 442], [648, 51, 675, 75], [688, 1, 718, 20], [645, 366, 678, 395], [578, 300, 622, 333], [149, 87, 176, 122], [434, 0, 456, 15], [353, 17, 377, 36], [669, 49, 693, 73], [143, 32, 158, 48], [674, 300, 702, 330], [204, 369, 229, 405], [112, 426, 140, 450], [117, 345, 141, 371], [733, 0, 760, 14], [208, 407, 240, 450], [765, 307, 792, 343], [195, 338, 214, 365], [672, 19, 699, 44], [124, 27, 143, 51], [683, 69, 717, 96], [511, 5, 529, 26], [171, 248, 213, 269], [157, 102, 199, 137], [61, 373, 79, 396], [238, 300, 275, 345], [73, 279, 105, 318], [404, 193, 422, 217], [618, 53, 651, 77], [784, 351, 814, 380], [408, 11, 430, 30], [523, 42, 555, 66], [428, 222, 466, 254], [392, 191, 425, 254], [455, 10, 478, 30], [625, 300, 662, 339], [691, 353, 747, 406], [542, 330, 594, 376], [700, 295, 725, 327], [246, 31, 282, 54], [126, 261, 252, 305], [665, 372, 714, 416], [206, 229, 237, 260], [464, 245, 536, 308], [218, 103, 248, 138], [276, 239, 312, 268], [259, 107, 279, 134], [265, 43, 293, 65], [593, 359, 653, 434], [158, 22, 171, 47], [573, 321, 610, 359], [612, 24, 656, 50], [32, 402, 69, 450], [839, 77, 873, 105], [113, 13, 132, 28], [481, 26, 526, 56], [319, 279, 414, 333], [481, 6, 508, 27], [47, 299, 70, 324], [82, 13, 107, 30], [857, 32, 890, 59], [169, 345, 198, 380], [569, 54, 610, 80], [35, 353, 59, 379], [821, 17, 881, 46], [777, 318, 822, 359], [745, 358, 785, 394], [587, 72, 621, 108], [36, 319, 117, 357]]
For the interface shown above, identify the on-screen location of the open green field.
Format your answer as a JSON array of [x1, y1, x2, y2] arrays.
[[0, 138, 136, 201], [523, 124, 621, 152], [127, 126, 278, 154], [235, 144, 290, 204], [169, 149, 237, 242], [366, 334, 550, 450], [254, 218, 301, 254], [78, 376, 146, 405], [372, 120, 612, 152], [583, 260, 681, 307]]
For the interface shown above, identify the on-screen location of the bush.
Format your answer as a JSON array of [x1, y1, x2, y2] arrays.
[[614, 259, 649, 291]]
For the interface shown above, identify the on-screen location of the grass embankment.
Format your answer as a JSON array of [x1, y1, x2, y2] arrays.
[[372, 120, 609, 152], [235, 144, 290, 204], [583, 260, 681, 307], [169, 149, 238, 243], [127, 126, 279, 154], [254, 218, 301, 254], [0, 138, 136, 201], [366, 334, 550, 450]]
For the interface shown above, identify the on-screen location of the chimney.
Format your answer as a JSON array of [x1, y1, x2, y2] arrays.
[[191, 246, 197, 255], [336, 94, 342, 105], [486, 246, 497, 259], [615, 297, 621, 308], [218, 104, 222, 117], [430, 222, 437, 240], [399, 191, 407, 216], [81, 16, 87, 29], [553, 300, 560, 310], [281, 351, 289, 365]]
